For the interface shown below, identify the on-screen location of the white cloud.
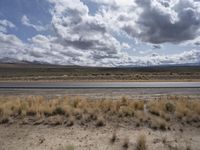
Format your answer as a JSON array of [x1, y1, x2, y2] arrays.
[[0, 30, 200, 66], [21, 15, 47, 32], [90, 0, 134, 6], [48, 0, 128, 63], [122, 43, 130, 49], [0, 0, 200, 66], [0, 19, 15, 33], [91, 0, 200, 44], [183, 36, 200, 46]]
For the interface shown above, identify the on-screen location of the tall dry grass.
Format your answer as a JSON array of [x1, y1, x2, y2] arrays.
[[0, 95, 199, 127], [135, 134, 147, 150], [0, 96, 145, 118]]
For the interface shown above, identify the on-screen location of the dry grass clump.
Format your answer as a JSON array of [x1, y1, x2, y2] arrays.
[[159, 111, 171, 121], [147, 97, 200, 124], [147, 100, 164, 116], [52, 107, 66, 116], [46, 115, 64, 126], [118, 106, 135, 117], [135, 111, 149, 126], [165, 102, 175, 113], [0, 96, 145, 120], [64, 144, 75, 150], [135, 134, 147, 150], [0, 95, 200, 128], [132, 101, 144, 111], [150, 117, 168, 131], [174, 99, 200, 124], [175, 100, 190, 120], [147, 100, 175, 116]]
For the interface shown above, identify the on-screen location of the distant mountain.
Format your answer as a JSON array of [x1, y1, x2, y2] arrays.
[[0, 57, 22, 64], [0, 57, 52, 65], [0, 59, 82, 68], [118, 63, 200, 68], [0, 57, 200, 68]]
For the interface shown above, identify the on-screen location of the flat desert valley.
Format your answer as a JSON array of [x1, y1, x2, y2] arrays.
[[0, 89, 200, 150], [0, 65, 200, 150]]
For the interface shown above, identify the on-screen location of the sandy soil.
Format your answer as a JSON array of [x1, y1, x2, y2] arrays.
[[0, 123, 199, 150]]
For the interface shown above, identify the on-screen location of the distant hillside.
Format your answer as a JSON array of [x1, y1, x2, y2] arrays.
[[0, 63, 200, 81]]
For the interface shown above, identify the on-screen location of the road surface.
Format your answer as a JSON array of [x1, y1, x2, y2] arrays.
[[0, 82, 200, 89]]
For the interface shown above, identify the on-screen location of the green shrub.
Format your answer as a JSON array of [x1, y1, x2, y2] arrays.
[[53, 107, 65, 115], [165, 102, 175, 113]]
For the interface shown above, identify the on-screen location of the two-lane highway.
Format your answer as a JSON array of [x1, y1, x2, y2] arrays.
[[0, 82, 200, 89]]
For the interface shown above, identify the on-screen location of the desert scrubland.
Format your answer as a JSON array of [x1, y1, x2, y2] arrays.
[[0, 95, 200, 150], [0, 64, 200, 82]]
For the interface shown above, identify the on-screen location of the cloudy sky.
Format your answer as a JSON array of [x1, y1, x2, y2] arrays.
[[0, 0, 200, 66]]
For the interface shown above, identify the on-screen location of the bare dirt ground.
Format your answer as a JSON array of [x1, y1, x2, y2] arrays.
[[0, 94, 200, 150], [0, 123, 200, 150]]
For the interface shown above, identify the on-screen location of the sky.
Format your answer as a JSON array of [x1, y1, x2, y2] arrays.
[[0, 0, 200, 66]]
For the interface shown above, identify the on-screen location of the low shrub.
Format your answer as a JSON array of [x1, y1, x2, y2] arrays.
[[136, 134, 147, 150]]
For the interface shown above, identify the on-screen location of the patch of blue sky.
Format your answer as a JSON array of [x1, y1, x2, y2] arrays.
[[82, 0, 99, 15], [161, 43, 196, 55], [0, 0, 52, 42]]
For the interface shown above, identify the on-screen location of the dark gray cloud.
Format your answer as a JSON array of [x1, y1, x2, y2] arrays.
[[195, 41, 200, 45], [152, 45, 162, 49], [132, 0, 200, 44]]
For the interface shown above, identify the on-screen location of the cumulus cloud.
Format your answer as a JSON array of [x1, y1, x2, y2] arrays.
[[47, 0, 129, 64], [145, 49, 200, 65], [90, 0, 134, 6], [92, 0, 200, 44], [0, 30, 200, 66], [21, 15, 47, 32], [132, 0, 200, 44], [0, 0, 200, 66], [0, 32, 27, 63]]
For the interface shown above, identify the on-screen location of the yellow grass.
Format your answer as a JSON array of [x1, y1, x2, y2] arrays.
[[0, 95, 199, 128], [0, 96, 144, 118], [136, 134, 147, 150]]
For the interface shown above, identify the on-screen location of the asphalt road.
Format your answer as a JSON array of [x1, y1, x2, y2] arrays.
[[0, 82, 200, 89]]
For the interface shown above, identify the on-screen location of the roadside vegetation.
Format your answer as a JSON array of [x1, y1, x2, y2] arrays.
[[0, 95, 200, 129], [0, 95, 199, 150]]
